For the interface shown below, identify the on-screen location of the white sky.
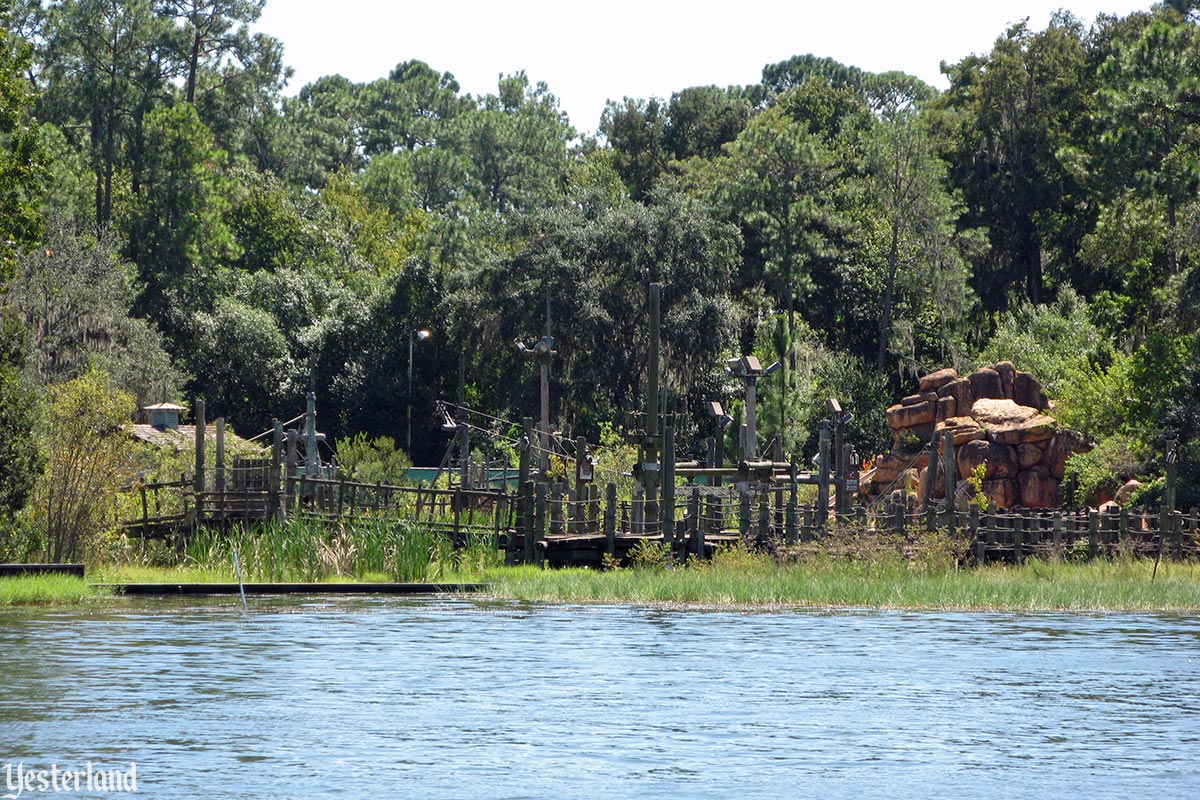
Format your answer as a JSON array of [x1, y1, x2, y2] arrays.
[[255, 0, 1155, 135]]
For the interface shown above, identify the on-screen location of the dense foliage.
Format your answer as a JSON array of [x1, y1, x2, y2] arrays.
[[0, 0, 1197, 548]]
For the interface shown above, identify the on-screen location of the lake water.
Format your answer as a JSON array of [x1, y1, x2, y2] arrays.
[[1, 598, 1197, 799]]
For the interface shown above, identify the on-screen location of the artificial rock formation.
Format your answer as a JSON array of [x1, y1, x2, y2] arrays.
[[865, 362, 1090, 509]]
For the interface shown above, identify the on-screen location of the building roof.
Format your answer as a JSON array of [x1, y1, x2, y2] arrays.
[[129, 424, 259, 452]]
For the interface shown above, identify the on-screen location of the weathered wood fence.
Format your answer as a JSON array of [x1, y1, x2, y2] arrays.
[[115, 403, 1196, 567], [117, 467, 1199, 567]]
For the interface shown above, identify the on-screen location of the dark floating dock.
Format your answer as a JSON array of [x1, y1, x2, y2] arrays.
[[0, 564, 86, 578], [93, 583, 487, 596]]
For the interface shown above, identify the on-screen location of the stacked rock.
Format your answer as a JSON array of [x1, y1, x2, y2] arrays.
[[864, 362, 1090, 509]]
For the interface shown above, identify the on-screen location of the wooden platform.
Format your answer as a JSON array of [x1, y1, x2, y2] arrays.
[[527, 532, 743, 568], [94, 582, 487, 596]]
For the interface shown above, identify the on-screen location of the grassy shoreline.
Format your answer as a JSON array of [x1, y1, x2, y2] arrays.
[[479, 559, 1200, 612], [2, 558, 1197, 611]]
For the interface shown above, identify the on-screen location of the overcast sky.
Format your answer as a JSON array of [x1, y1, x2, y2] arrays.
[[255, 0, 1155, 134]]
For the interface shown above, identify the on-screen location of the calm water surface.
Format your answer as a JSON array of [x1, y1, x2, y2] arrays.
[[1, 598, 1197, 799]]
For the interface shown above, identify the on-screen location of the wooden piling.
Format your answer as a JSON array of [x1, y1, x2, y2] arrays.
[[604, 483, 617, 557], [739, 491, 751, 540], [534, 483, 547, 567], [522, 480, 536, 564], [816, 420, 831, 528], [1088, 510, 1099, 560], [662, 416, 675, 547], [193, 399, 206, 522]]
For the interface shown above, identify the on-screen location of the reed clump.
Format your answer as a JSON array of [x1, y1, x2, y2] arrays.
[[179, 514, 500, 582]]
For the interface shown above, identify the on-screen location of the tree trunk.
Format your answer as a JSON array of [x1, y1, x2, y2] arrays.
[[187, 30, 201, 104], [877, 216, 900, 371]]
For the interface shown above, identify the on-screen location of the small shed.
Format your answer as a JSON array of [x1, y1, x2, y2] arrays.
[[130, 402, 256, 454]]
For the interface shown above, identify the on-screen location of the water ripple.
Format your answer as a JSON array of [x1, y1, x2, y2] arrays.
[[1, 600, 1197, 799]]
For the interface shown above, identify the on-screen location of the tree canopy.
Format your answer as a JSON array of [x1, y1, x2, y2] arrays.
[[0, 0, 1196, 509]]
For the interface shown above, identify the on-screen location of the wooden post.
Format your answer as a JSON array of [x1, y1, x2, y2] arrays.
[[942, 430, 956, 537], [1169, 511, 1183, 559], [816, 420, 831, 528], [510, 418, 533, 564], [1165, 440, 1178, 514], [922, 433, 939, 513], [970, 504, 982, 563], [604, 483, 617, 558], [140, 484, 149, 539], [757, 492, 770, 544], [285, 430, 298, 517], [833, 416, 845, 514], [986, 506, 998, 554], [1088, 510, 1099, 561], [689, 486, 702, 558], [522, 480, 536, 564], [1113, 503, 1123, 554], [1013, 509, 1025, 563], [662, 416, 675, 548], [193, 399, 206, 524], [632, 484, 644, 534], [269, 419, 282, 519], [458, 423, 471, 490], [534, 482, 547, 568], [215, 417, 226, 525], [549, 486, 562, 536], [739, 490, 751, 540], [642, 282, 662, 529], [786, 461, 799, 545], [453, 486, 463, 545]]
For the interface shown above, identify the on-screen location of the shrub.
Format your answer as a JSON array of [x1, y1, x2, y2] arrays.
[[28, 369, 135, 562], [335, 433, 413, 485]]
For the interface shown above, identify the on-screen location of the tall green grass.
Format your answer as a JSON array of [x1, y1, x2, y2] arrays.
[[484, 546, 1200, 611], [0, 575, 112, 606], [181, 514, 500, 582]]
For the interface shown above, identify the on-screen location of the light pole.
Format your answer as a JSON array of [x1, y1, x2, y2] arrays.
[[517, 335, 556, 478], [727, 355, 781, 461], [407, 328, 432, 454]]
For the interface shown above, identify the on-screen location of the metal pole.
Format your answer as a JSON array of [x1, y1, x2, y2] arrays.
[[647, 283, 661, 440], [539, 353, 551, 477], [406, 330, 414, 452]]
